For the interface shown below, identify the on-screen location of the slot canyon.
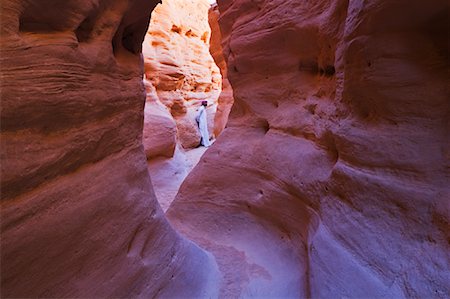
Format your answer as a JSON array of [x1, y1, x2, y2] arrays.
[[0, 0, 448, 298]]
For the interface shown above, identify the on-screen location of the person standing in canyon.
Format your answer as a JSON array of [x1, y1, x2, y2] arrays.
[[197, 100, 211, 147]]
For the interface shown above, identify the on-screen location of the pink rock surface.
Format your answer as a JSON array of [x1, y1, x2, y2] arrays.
[[209, 4, 234, 137], [143, 102, 177, 159], [168, 0, 449, 297], [142, 82, 177, 159], [142, 0, 221, 148], [0, 0, 219, 297], [1, 0, 448, 297]]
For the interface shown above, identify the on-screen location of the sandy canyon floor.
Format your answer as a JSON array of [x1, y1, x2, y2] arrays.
[[148, 146, 208, 211]]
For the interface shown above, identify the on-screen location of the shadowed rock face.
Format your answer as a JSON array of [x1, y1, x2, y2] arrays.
[[0, 0, 219, 297], [168, 0, 449, 297]]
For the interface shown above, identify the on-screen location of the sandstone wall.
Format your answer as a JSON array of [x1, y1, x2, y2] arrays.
[[208, 4, 234, 137], [168, 0, 450, 297], [142, 0, 221, 150], [0, 0, 219, 297], [1, 0, 448, 297]]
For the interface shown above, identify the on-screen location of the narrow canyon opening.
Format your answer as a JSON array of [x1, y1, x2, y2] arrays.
[[141, 0, 233, 211]]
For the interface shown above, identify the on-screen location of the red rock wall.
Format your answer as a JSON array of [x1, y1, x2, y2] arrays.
[[168, 0, 449, 297], [209, 4, 234, 137], [0, 0, 219, 297], [1, 0, 448, 297]]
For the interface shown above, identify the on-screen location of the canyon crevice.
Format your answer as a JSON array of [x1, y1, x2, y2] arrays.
[[1, 0, 449, 298], [142, 0, 221, 153]]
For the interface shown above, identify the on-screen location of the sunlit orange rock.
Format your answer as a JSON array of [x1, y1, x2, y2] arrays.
[[142, 0, 221, 149]]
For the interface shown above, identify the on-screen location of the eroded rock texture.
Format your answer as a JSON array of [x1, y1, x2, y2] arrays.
[[142, 0, 220, 150], [1, 0, 449, 297], [168, 0, 450, 297], [0, 0, 219, 297], [209, 3, 234, 137]]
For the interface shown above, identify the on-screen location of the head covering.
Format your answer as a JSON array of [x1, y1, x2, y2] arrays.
[[201, 100, 208, 106]]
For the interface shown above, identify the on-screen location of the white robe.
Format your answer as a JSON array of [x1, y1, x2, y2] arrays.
[[197, 106, 211, 147]]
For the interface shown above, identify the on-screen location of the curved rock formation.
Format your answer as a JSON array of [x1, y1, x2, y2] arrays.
[[168, 0, 450, 297], [142, 81, 177, 159], [209, 3, 234, 137], [1, 0, 448, 297], [0, 0, 219, 297], [142, 0, 221, 149]]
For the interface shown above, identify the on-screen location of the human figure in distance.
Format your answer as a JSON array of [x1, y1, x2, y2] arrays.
[[196, 100, 211, 147]]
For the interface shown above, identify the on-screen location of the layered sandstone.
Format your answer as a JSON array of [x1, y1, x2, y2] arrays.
[[209, 4, 234, 137], [142, 0, 221, 150], [0, 0, 219, 297], [1, 0, 449, 297], [168, 0, 450, 297]]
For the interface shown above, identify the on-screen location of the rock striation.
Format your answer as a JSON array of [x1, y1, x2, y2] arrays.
[[0, 0, 219, 297], [1, 0, 448, 297], [142, 0, 221, 150], [167, 0, 450, 297]]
